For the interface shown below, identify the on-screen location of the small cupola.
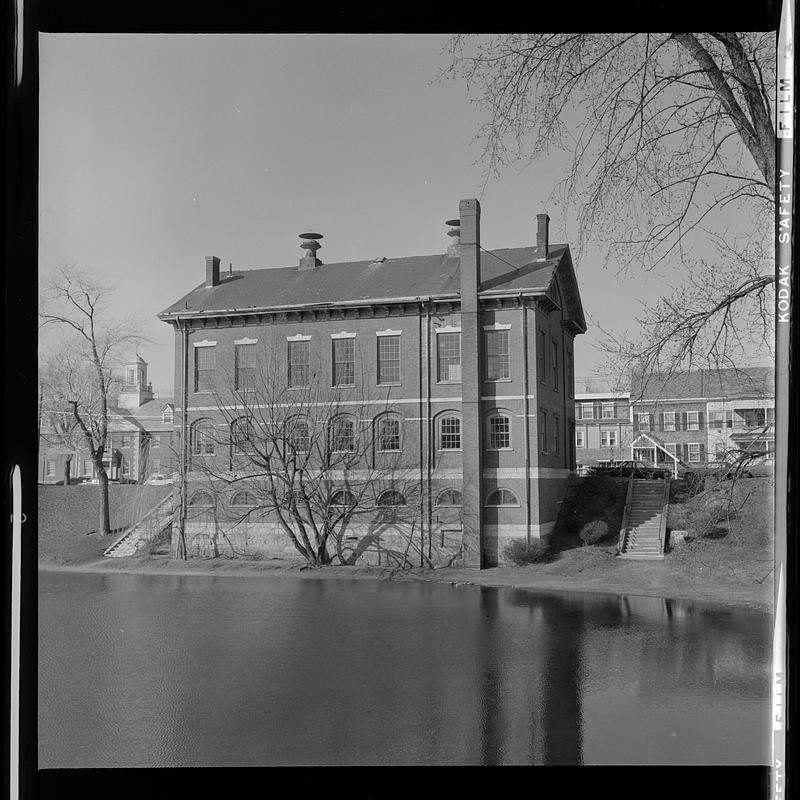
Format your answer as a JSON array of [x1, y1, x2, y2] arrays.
[[299, 232, 323, 270]]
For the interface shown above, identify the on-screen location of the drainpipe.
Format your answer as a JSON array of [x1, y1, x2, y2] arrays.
[[424, 299, 433, 559], [177, 317, 190, 559], [520, 294, 531, 544], [418, 307, 425, 566]]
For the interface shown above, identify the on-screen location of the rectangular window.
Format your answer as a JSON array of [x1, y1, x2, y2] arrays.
[[125, 367, 137, 386], [488, 415, 511, 449], [602, 402, 614, 419], [637, 413, 650, 431], [537, 329, 546, 382], [235, 344, 257, 391], [575, 428, 585, 448], [552, 340, 559, 388], [665, 442, 677, 456], [440, 417, 461, 450], [539, 410, 548, 453], [663, 412, 676, 432], [377, 335, 401, 385], [194, 346, 216, 392], [688, 443, 701, 463], [83, 458, 92, 475], [332, 338, 355, 386], [686, 411, 700, 430], [554, 415, 560, 454], [45, 460, 55, 477], [377, 417, 401, 451], [581, 402, 594, 420], [766, 407, 775, 424], [484, 330, 510, 381], [708, 410, 724, 429], [288, 340, 310, 388], [437, 333, 461, 382], [600, 429, 617, 447]]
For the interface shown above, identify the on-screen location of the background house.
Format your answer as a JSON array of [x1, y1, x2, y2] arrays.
[[38, 356, 175, 484], [573, 377, 632, 472]]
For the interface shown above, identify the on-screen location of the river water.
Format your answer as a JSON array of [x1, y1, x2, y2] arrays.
[[38, 570, 771, 767]]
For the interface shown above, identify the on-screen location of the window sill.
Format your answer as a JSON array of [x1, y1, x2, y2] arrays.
[[331, 384, 356, 389], [484, 378, 512, 384], [376, 450, 402, 454], [436, 381, 462, 385], [377, 382, 402, 387], [437, 448, 462, 453], [487, 447, 514, 452]]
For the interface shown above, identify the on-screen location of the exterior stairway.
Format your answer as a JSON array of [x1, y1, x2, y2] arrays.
[[104, 494, 175, 558], [618, 479, 668, 560]]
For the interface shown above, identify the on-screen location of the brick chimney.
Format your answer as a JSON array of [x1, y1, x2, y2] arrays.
[[299, 232, 323, 270], [536, 213, 549, 260], [205, 255, 220, 287]]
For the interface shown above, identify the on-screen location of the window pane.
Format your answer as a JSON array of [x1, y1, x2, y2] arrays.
[[377, 417, 401, 451], [437, 333, 461, 382], [333, 339, 355, 386], [288, 341, 310, 388], [377, 335, 401, 384], [440, 416, 461, 449], [488, 415, 510, 449], [235, 344, 257, 391], [485, 330, 510, 380], [194, 346, 215, 392]]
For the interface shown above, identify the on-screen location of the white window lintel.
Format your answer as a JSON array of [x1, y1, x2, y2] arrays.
[[234, 337, 258, 346], [193, 339, 217, 348], [435, 326, 461, 334], [331, 331, 357, 339], [286, 334, 312, 342], [482, 323, 512, 331], [376, 329, 402, 337]]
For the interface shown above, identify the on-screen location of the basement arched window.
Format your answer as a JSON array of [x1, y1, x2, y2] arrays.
[[330, 490, 357, 507], [377, 489, 407, 507], [485, 488, 519, 507], [435, 488, 462, 507]]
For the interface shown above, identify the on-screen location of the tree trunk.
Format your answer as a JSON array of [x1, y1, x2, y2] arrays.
[[98, 469, 112, 537], [63, 456, 72, 487]]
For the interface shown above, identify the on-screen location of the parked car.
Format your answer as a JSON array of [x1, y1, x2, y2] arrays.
[[590, 460, 670, 479], [145, 473, 176, 485]]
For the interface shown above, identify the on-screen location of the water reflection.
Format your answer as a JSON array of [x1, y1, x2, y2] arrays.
[[38, 572, 770, 767]]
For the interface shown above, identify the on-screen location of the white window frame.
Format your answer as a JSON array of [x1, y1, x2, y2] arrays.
[[688, 442, 701, 463], [487, 414, 512, 450], [637, 412, 650, 430], [686, 410, 700, 431], [600, 428, 617, 448], [439, 415, 462, 450], [436, 330, 462, 383], [580, 402, 594, 420], [663, 411, 676, 432], [602, 402, 614, 419], [575, 428, 585, 448]]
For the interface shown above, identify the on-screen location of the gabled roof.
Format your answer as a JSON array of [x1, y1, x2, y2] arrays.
[[158, 246, 586, 333], [631, 367, 774, 402], [108, 397, 176, 433]]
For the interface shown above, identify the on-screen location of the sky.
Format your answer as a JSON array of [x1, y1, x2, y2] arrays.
[[38, 33, 769, 395]]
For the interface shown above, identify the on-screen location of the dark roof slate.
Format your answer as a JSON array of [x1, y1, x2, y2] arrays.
[[159, 246, 568, 317], [633, 367, 774, 401]]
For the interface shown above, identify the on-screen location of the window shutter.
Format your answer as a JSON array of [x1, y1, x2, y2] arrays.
[[699, 442, 706, 462], [698, 411, 704, 429], [659, 413, 664, 431]]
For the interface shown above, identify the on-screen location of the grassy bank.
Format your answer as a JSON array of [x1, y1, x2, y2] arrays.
[[38, 477, 773, 610]]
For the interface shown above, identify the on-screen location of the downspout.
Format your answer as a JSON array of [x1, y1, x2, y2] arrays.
[[418, 307, 425, 566], [425, 300, 433, 560], [520, 294, 531, 544], [177, 317, 190, 559]]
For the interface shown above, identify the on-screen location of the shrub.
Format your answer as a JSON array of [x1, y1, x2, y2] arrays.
[[579, 519, 609, 545], [503, 537, 549, 565]]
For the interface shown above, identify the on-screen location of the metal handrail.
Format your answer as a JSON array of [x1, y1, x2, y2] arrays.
[[103, 492, 175, 555], [657, 478, 670, 555], [617, 473, 635, 554]]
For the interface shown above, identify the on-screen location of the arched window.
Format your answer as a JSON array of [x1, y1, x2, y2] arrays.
[[286, 416, 310, 453], [188, 490, 215, 522], [438, 415, 461, 450], [485, 488, 519, 507], [230, 490, 257, 506], [190, 419, 215, 456], [329, 416, 356, 452], [377, 489, 406, 507], [435, 488, 462, 507], [487, 413, 511, 449], [330, 490, 357, 507], [231, 417, 256, 454], [375, 414, 401, 452]]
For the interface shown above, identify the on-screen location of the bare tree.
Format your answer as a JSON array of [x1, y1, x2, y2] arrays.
[[444, 33, 775, 375], [39, 266, 144, 537], [180, 345, 435, 568]]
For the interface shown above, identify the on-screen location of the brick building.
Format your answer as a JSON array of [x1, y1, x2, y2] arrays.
[[38, 356, 176, 484], [629, 367, 774, 474], [573, 377, 632, 471], [158, 199, 586, 567]]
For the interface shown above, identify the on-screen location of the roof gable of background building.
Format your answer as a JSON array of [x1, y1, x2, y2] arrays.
[[158, 245, 584, 330], [631, 367, 774, 401]]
